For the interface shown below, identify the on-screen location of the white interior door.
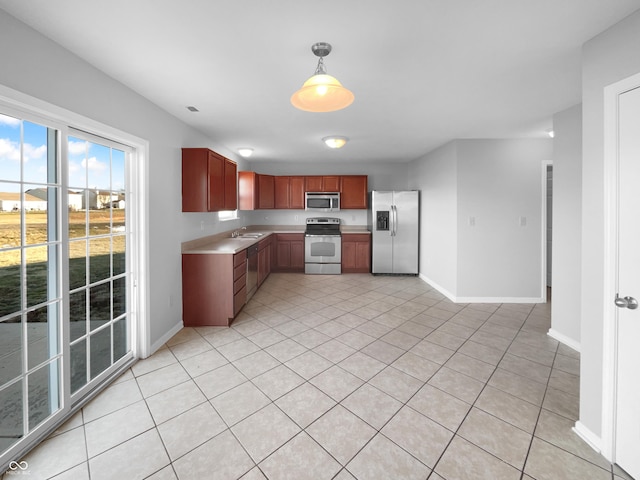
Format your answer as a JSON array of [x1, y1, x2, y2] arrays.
[[614, 84, 640, 479]]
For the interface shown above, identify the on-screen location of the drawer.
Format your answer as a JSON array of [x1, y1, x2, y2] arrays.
[[234, 263, 246, 280], [233, 274, 246, 294], [258, 237, 271, 250], [342, 233, 371, 243], [233, 286, 246, 316], [234, 250, 247, 266], [276, 233, 304, 242]]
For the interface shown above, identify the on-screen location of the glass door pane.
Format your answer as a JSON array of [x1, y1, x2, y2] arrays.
[[67, 134, 130, 394], [0, 114, 61, 454]]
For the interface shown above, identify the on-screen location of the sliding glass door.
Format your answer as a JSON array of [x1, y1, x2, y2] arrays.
[[0, 111, 136, 466], [0, 113, 62, 455], [66, 132, 131, 396]]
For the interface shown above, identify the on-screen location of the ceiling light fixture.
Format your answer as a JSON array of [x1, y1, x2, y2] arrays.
[[238, 148, 254, 158], [291, 42, 354, 113], [322, 136, 348, 149]]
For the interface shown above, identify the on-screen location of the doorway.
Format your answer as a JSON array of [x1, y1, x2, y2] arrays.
[[0, 104, 143, 471], [541, 160, 553, 302], [546, 164, 553, 291], [602, 73, 640, 479]]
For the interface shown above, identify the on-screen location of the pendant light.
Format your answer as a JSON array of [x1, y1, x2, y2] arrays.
[[291, 42, 354, 112]]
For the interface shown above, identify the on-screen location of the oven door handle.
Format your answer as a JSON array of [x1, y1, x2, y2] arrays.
[[304, 234, 342, 237]]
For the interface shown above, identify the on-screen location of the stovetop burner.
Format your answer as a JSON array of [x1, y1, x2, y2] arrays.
[[305, 217, 341, 236]]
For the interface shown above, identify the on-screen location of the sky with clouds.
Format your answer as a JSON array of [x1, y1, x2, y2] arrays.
[[0, 113, 125, 194]]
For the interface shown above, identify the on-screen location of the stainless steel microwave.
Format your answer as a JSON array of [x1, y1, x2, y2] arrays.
[[305, 192, 340, 212]]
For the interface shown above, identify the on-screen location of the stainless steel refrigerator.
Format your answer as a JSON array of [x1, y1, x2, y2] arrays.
[[370, 190, 419, 274]]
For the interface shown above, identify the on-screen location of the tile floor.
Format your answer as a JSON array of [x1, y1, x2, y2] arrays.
[[3, 273, 634, 480]]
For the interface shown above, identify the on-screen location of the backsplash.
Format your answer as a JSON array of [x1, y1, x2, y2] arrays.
[[244, 209, 369, 226]]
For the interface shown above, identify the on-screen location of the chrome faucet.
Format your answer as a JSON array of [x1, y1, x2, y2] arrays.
[[231, 226, 247, 238]]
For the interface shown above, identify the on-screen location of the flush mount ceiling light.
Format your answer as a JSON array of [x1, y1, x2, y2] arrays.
[[322, 136, 348, 149], [291, 42, 354, 113], [238, 148, 254, 158]]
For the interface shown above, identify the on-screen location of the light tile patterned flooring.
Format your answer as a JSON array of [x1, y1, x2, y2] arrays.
[[5, 274, 633, 480]]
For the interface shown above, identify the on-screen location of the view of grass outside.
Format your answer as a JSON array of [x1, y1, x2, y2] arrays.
[[0, 209, 126, 320], [1, 115, 132, 456]]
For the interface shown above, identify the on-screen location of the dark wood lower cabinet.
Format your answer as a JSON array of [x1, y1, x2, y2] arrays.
[[257, 236, 272, 287], [341, 233, 371, 273], [182, 250, 247, 326], [274, 233, 305, 272]]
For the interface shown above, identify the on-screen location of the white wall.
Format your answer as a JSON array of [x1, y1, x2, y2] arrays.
[[580, 9, 640, 444], [408, 141, 458, 296], [408, 139, 551, 301], [456, 139, 552, 300], [0, 10, 247, 350], [550, 104, 582, 349]]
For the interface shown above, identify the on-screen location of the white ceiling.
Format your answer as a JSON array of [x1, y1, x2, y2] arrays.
[[1, 1, 639, 163]]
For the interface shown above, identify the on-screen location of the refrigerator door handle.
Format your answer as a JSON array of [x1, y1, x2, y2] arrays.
[[391, 205, 397, 237]]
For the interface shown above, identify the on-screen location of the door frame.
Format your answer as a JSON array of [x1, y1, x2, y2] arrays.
[[601, 71, 640, 462], [0, 83, 150, 469], [540, 160, 553, 303]]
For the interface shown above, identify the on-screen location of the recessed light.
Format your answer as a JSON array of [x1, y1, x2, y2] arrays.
[[186, 106, 199, 112], [322, 136, 348, 149], [238, 148, 254, 158]]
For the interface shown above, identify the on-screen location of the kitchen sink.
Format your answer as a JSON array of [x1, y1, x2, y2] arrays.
[[237, 232, 264, 239]]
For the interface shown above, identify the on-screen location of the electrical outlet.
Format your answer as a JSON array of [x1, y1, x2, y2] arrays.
[[200, 221, 204, 231], [294, 215, 298, 221], [519, 216, 527, 227], [468, 217, 475, 227]]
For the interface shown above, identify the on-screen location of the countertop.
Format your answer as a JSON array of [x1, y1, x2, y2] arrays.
[[182, 225, 370, 255]]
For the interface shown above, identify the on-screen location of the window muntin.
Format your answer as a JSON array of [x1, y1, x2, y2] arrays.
[[0, 113, 61, 453], [67, 134, 129, 392]]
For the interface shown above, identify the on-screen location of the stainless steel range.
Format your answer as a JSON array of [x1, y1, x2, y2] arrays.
[[304, 217, 342, 274]]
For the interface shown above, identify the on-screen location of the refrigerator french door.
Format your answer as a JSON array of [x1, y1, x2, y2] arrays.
[[371, 190, 419, 274]]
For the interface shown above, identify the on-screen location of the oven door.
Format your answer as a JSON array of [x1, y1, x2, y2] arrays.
[[305, 235, 342, 264]]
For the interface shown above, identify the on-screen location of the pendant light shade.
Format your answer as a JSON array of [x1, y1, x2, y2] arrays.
[[291, 43, 354, 113]]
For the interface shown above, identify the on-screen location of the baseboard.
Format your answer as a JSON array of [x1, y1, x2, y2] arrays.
[[547, 328, 581, 353], [573, 421, 607, 458], [418, 274, 544, 304], [454, 296, 545, 304], [419, 274, 457, 302], [148, 320, 183, 357]]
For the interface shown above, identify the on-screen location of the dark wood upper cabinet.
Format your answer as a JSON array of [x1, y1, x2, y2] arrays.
[[239, 171, 275, 210], [223, 158, 238, 210], [182, 148, 237, 212], [290, 176, 305, 209], [258, 174, 275, 209], [241, 172, 367, 210], [305, 176, 340, 192], [274, 176, 305, 209], [340, 175, 368, 209]]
